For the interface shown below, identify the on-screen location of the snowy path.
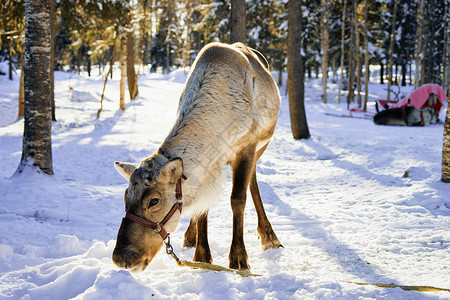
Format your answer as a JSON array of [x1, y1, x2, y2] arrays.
[[0, 69, 449, 299]]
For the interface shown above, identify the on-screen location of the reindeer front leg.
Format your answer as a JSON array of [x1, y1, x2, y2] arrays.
[[229, 145, 256, 270], [183, 212, 212, 264], [183, 217, 197, 248], [193, 211, 212, 263]]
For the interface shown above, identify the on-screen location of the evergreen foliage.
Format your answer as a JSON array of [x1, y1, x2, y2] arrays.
[[1, 0, 448, 91]]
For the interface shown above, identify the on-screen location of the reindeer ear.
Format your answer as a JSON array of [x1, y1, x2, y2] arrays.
[[159, 158, 183, 184], [114, 161, 138, 181]]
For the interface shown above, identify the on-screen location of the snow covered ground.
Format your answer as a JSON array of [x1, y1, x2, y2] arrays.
[[0, 65, 449, 299]]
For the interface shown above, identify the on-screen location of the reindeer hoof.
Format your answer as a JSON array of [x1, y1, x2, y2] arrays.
[[193, 252, 213, 264], [183, 229, 196, 249], [258, 226, 282, 251], [229, 251, 249, 270], [183, 238, 196, 249], [229, 259, 250, 271]]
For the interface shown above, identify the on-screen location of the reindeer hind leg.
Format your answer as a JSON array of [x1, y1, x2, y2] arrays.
[[228, 145, 257, 270], [251, 142, 282, 250], [250, 168, 282, 250]]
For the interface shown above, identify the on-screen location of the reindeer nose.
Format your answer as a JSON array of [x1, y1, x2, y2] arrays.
[[112, 246, 140, 269]]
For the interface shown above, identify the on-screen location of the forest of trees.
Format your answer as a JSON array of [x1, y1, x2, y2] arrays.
[[0, 0, 449, 177], [2, 0, 449, 98]]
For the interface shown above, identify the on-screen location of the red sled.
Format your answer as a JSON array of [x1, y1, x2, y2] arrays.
[[377, 84, 446, 116], [374, 84, 447, 126]]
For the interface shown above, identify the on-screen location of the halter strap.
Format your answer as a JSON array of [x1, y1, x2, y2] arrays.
[[123, 175, 186, 240]]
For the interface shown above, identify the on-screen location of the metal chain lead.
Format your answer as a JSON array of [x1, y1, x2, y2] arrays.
[[164, 234, 181, 265]]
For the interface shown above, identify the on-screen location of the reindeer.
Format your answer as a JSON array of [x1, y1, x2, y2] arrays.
[[112, 42, 282, 272]]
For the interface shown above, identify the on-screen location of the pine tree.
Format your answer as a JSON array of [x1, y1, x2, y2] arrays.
[[127, 30, 138, 100], [363, 0, 369, 111], [337, 0, 347, 105], [246, 0, 286, 84], [18, 0, 53, 175], [443, 2, 450, 183], [230, 0, 246, 43], [50, 0, 56, 121], [442, 94, 450, 183], [320, 0, 329, 103], [415, 0, 425, 88], [445, 1, 450, 91], [151, 0, 180, 73], [355, 0, 363, 107], [18, 45, 25, 118], [288, 0, 310, 140], [120, 36, 127, 110], [347, 0, 356, 106], [387, 0, 398, 101], [422, 0, 445, 85]]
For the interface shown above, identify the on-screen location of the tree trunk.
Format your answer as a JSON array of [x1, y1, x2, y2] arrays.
[[320, 0, 329, 103], [380, 62, 384, 84], [166, 37, 170, 74], [331, 61, 337, 84], [120, 37, 126, 110], [18, 46, 25, 118], [87, 55, 91, 77], [355, 0, 362, 107], [441, 4, 449, 181], [278, 67, 283, 86], [401, 63, 406, 86], [288, 0, 310, 140], [8, 43, 13, 81], [183, 0, 193, 70], [409, 62, 413, 85], [127, 31, 138, 100], [338, 0, 347, 104], [444, 0, 450, 91], [50, 0, 56, 121], [347, 1, 356, 106], [442, 92, 450, 182], [415, 0, 425, 88], [230, 0, 246, 43], [387, 0, 398, 101], [141, 0, 148, 69], [18, 0, 53, 175], [142, 0, 153, 71], [363, 0, 369, 112]]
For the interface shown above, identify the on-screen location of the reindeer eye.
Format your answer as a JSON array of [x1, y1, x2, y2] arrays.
[[148, 198, 159, 208]]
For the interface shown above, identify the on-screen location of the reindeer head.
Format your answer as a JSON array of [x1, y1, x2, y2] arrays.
[[112, 155, 184, 272]]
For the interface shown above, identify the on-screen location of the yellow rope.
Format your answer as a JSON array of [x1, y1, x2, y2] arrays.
[[168, 249, 448, 291], [174, 258, 450, 292], [176, 259, 262, 277], [346, 281, 450, 293]]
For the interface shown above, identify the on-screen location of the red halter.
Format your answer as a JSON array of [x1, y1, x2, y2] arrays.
[[123, 174, 187, 240]]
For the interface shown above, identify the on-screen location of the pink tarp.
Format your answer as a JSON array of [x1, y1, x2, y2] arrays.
[[390, 84, 446, 114]]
